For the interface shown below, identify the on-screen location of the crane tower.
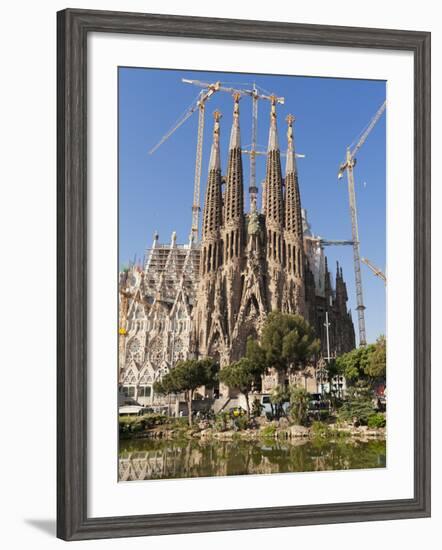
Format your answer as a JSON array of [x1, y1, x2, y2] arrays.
[[338, 100, 386, 346], [149, 79, 284, 241]]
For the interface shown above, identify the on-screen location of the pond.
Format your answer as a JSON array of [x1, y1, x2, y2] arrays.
[[119, 437, 386, 481]]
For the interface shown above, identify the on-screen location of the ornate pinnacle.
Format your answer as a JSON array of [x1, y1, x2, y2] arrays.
[[268, 96, 279, 151], [286, 114, 295, 146], [209, 111, 222, 170], [285, 114, 297, 175], [229, 94, 241, 150]]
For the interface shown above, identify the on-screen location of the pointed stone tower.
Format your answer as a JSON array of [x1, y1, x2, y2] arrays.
[[283, 114, 305, 315], [192, 111, 228, 363], [264, 97, 284, 310], [201, 110, 223, 275], [222, 94, 245, 337]]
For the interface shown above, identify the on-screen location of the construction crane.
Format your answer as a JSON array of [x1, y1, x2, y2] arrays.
[[337, 100, 386, 346], [246, 87, 284, 211], [183, 80, 284, 214], [148, 81, 227, 242], [149, 79, 285, 240], [361, 257, 386, 284], [304, 236, 354, 247]]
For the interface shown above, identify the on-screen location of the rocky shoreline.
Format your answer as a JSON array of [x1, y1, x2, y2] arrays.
[[121, 422, 386, 442]]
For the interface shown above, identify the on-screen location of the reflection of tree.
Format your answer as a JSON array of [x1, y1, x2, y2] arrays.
[[118, 438, 386, 481]]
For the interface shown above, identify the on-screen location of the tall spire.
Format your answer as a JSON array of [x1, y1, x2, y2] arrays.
[[229, 92, 241, 150], [268, 95, 279, 151], [202, 111, 223, 241], [285, 113, 297, 175], [264, 96, 284, 227], [284, 114, 303, 239], [224, 93, 244, 226], [208, 110, 221, 171]]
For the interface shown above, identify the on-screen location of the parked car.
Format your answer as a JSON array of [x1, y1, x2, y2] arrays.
[[308, 393, 330, 418], [118, 405, 153, 416], [260, 394, 290, 419]]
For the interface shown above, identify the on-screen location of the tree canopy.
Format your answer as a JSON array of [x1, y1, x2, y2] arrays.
[[153, 358, 218, 425], [219, 338, 267, 417], [335, 335, 386, 385], [259, 312, 320, 376]]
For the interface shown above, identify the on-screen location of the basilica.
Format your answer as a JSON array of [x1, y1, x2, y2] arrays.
[[118, 95, 355, 406]]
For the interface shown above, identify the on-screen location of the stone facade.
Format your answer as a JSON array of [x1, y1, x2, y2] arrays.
[[118, 97, 355, 405]]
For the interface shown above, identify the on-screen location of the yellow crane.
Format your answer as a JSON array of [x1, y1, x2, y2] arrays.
[[361, 257, 386, 284]]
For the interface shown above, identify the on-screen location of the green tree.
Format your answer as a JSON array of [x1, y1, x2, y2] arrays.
[[336, 336, 386, 386], [153, 359, 218, 426], [365, 335, 386, 381], [245, 336, 266, 371], [289, 386, 310, 425], [335, 345, 373, 382], [259, 312, 320, 382], [338, 381, 375, 425], [219, 356, 265, 418], [270, 385, 290, 419]]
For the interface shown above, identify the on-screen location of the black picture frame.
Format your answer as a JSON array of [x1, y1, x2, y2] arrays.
[[57, 8, 431, 541]]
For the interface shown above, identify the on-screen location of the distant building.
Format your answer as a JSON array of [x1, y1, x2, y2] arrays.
[[119, 97, 355, 405]]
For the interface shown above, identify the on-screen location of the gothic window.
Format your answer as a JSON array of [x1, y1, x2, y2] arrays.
[[207, 244, 212, 273], [128, 338, 141, 354], [150, 337, 163, 367], [122, 386, 136, 398], [174, 338, 184, 362], [138, 386, 152, 398], [139, 370, 153, 386]]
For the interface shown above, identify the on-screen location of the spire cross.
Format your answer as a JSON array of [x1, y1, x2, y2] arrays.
[[286, 114, 295, 145], [213, 110, 222, 122], [286, 114, 295, 126], [270, 94, 278, 123], [232, 93, 240, 119]]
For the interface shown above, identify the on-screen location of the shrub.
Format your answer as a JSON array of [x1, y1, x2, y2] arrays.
[[214, 413, 229, 432], [170, 416, 189, 428], [118, 413, 170, 436], [311, 421, 330, 438], [235, 415, 249, 431], [367, 413, 386, 429], [289, 386, 310, 426], [119, 416, 144, 435], [251, 397, 264, 418], [260, 424, 277, 438], [338, 383, 375, 425]]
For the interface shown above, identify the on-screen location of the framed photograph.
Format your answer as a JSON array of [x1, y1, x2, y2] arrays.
[[57, 8, 431, 541]]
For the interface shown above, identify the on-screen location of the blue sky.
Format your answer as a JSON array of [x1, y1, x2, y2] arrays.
[[119, 67, 386, 345]]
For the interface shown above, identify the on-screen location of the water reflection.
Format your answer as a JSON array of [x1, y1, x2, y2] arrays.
[[119, 437, 386, 481]]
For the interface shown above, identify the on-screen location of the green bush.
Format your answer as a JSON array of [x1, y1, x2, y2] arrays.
[[214, 413, 229, 432], [234, 415, 249, 431], [367, 413, 386, 429], [251, 398, 264, 417], [289, 386, 310, 426], [119, 413, 170, 436], [311, 421, 330, 438], [338, 383, 375, 425], [260, 424, 277, 438]]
